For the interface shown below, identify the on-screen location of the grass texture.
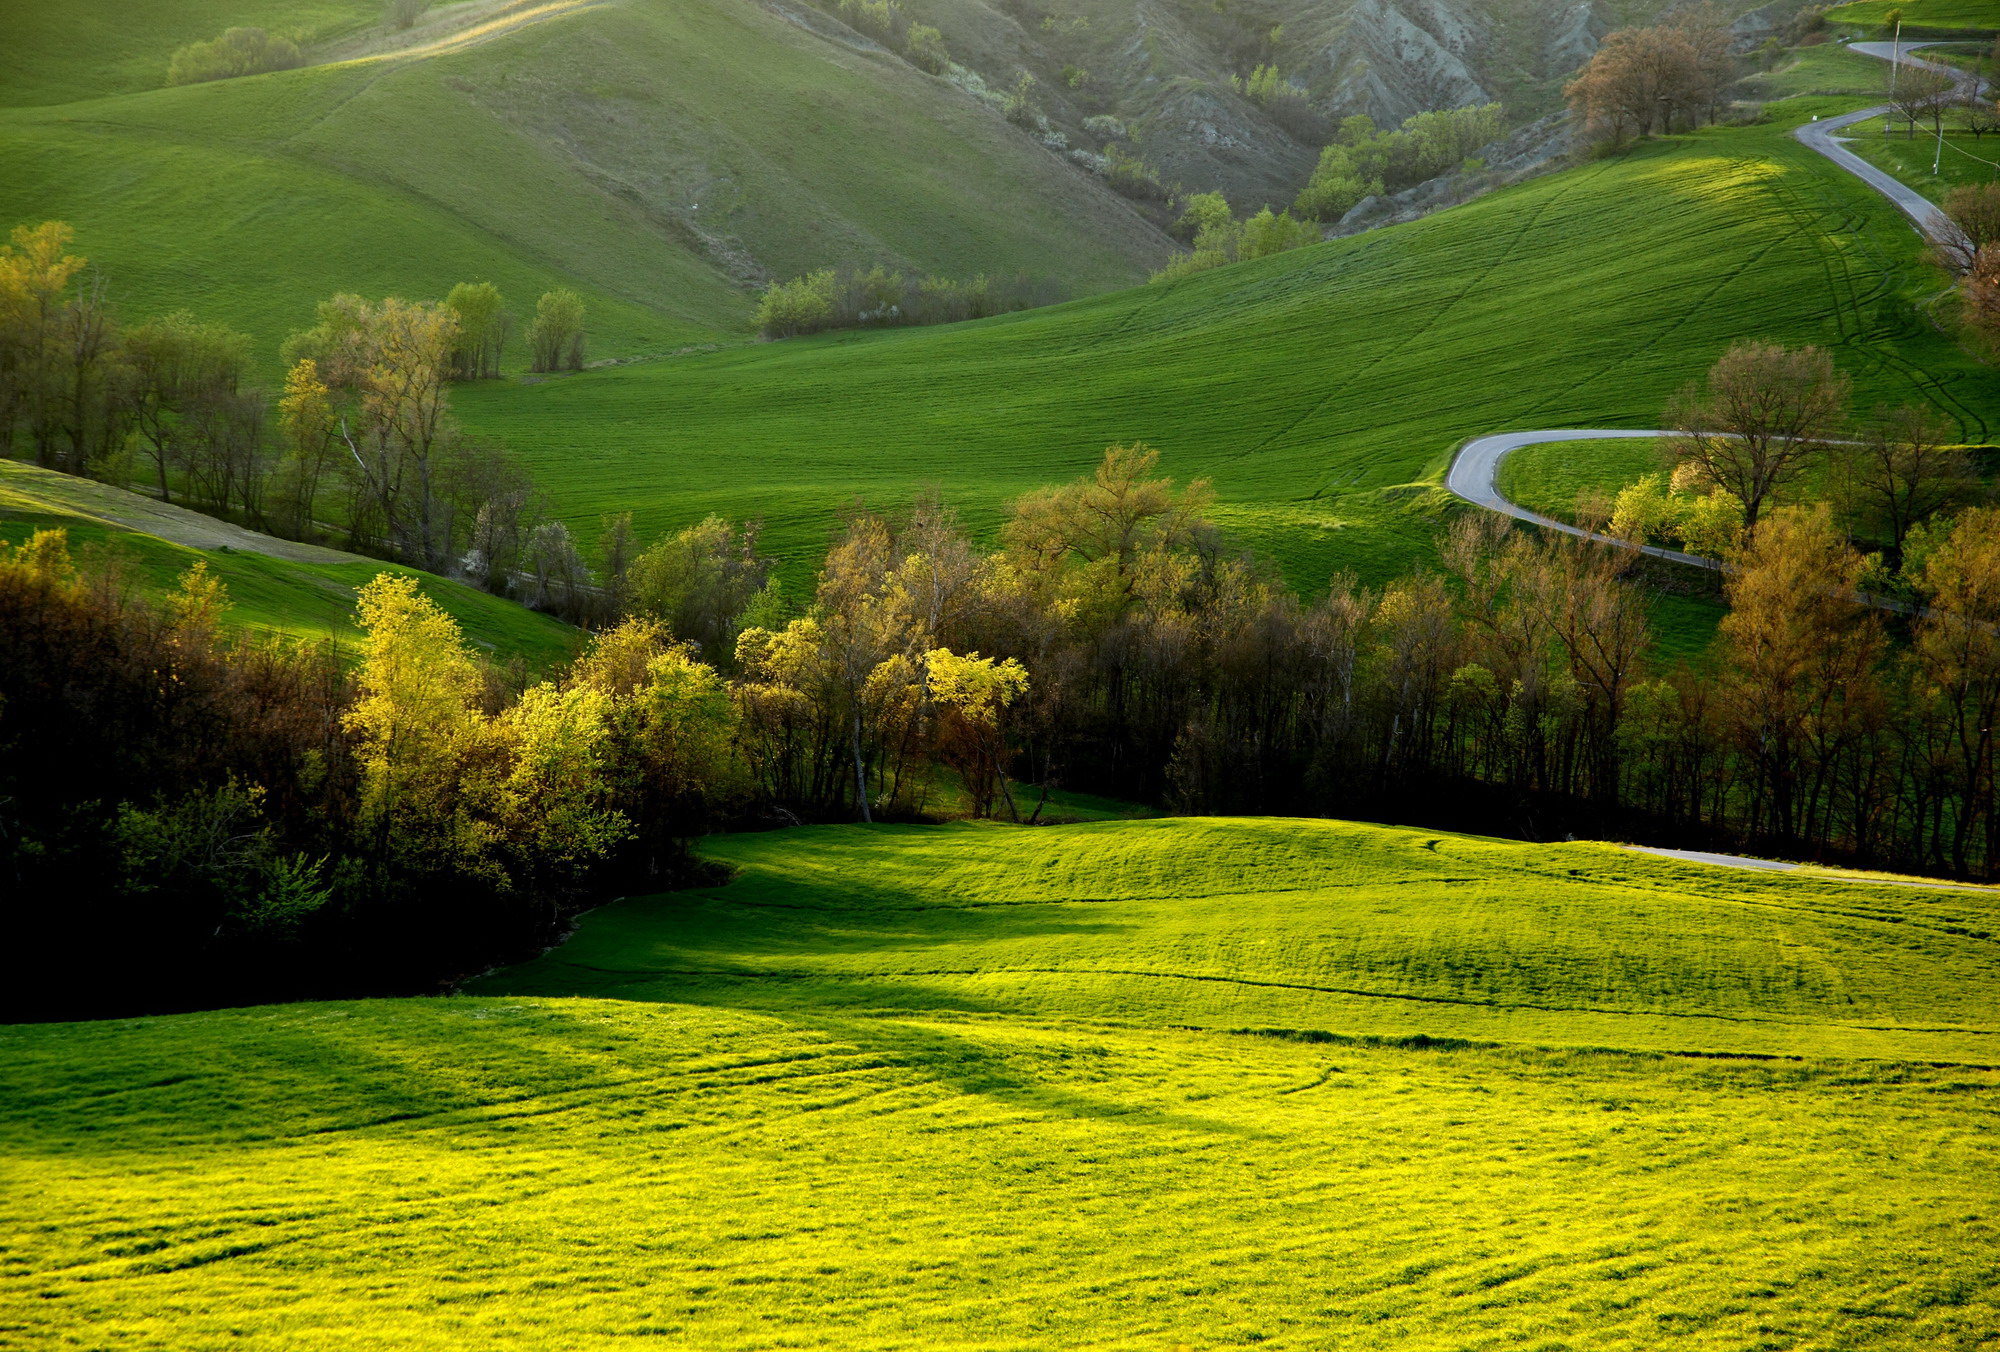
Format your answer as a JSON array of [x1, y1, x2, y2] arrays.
[[1493, 435, 1668, 523], [1848, 115, 2000, 200], [450, 86, 2000, 594], [0, 460, 578, 666], [4, 815, 1997, 1349], [1826, 0, 2000, 30], [0, 0, 1168, 364]]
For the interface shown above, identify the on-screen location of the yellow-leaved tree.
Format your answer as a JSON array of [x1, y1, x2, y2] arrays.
[[494, 682, 629, 892], [572, 618, 738, 877], [925, 648, 1030, 818], [344, 573, 497, 878]]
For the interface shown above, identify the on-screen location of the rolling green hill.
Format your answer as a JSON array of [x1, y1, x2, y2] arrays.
[[1826, 0, 2000, 30], [0, 459, 578, 664], [0, 0, 1173, 365], [5, 815, 1996, 1348], [451, 79, 2000, 590]]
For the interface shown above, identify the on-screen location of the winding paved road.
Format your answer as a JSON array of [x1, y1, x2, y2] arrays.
[[1443, 41, 1975, 552]]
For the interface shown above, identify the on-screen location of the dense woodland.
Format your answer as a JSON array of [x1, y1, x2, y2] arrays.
[[13, 371, 2000, 1018]]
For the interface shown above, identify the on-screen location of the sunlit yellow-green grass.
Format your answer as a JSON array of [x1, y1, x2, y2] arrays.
[[1827, 0, 2000, 29], [450, 85, 2000, 599], [1493, 436, 1668, 524], [6, 817, 1998, 1349], [0, 461, 577, 666]]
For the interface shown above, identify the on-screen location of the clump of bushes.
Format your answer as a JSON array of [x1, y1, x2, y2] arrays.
[[385, 0, 430, 32], [756, 267, 1062, 338], [1230, 64, 1322, 140], [818, 0, 955, 75], [1103, 144, 1168, 200], [1293, 105, 1505, 221], [1608, 468, 1746, 558], [166, 27, 304, 86], [1152, 200, 1318, 283]]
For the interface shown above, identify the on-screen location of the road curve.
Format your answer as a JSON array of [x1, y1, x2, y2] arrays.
[[1443, 429, 1719, 568], [1625, 844, 1997, 892], [1444, 41, 1973, 548], [1795, 42, 1973, 253]]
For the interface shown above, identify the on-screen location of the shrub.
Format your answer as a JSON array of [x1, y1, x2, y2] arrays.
[[755, 267, 1058, 338], [1292, 104, 1503, 220], [166, 27, 303, 86], [1103, 144, 1167, 201], [837, 0, 900, 44], [385, 0, 429, 32], [905, 24, 950, 74], [1236, 206, 1319, 259], [1150, 208, 1316, 282], [1172, 190, 1233, 242], [1004, 72, 1043, 129], [1231, 64, 1321, 140], [754, 271, 838, 339]]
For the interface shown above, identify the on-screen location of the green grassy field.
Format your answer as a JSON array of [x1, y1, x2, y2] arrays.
[[1827, 0, 2000, 28], [0, 460, 578, 665], [0, 0, 1170, 368], [1494, 436, 1669, 524], [1848, 114, 2000, 199], [448, 80, 2000, 593], [5, 816, 1996, 1349]]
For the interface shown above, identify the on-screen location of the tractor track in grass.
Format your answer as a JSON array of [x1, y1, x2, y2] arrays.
[[557, 962, 2000, 1044], [1446, 42, 1983, 558]]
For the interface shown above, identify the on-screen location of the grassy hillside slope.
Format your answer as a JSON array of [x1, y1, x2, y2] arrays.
[[453, 79, 2000, 589], [5, 816, 1996, 1348], [0, 0, 1171, 363], [1827, 0, 2000, 29], [0, 459, 578, 664]]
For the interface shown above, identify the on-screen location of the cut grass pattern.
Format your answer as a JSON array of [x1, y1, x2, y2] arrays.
[[5, 816, 1998, 1349]]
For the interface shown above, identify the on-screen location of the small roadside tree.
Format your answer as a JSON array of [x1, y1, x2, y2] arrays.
[[1887, 63, 1955, 140], [1833, 405, 1975, 559], [1665, 341, 1849, 533]]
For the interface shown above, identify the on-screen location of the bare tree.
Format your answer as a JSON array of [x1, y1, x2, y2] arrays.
[[1942, 183, 2000, 272], [1666, 341, 1850, 532], [1564, 6, 1737, 142], [1888, 63, 1955, 141], [1963, 243, 2000, 352], [1834, 405, 1975, 558]]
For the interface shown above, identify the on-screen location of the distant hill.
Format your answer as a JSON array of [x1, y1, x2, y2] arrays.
[[0, 0, 1748, 370], [447, 68, 2000, 608], [0, 0, 1179, 363]]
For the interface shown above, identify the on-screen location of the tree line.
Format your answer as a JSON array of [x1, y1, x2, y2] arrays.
[[754, 267, 1064, 339], [1565, 5, 1738, 144], [0, 220, 591, 583], [17, 361, 2000, 1018]]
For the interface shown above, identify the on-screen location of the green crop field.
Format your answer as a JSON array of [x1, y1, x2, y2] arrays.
[[0, 459, 578, 665], [6, 816, 1997, 1349], [0, 0, 1170, 369], [1848, 115, 2000, 199], [1493, 436, 1668, 523], [447, 80, 2000, 594], [1827, 0, 2000, 30]]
